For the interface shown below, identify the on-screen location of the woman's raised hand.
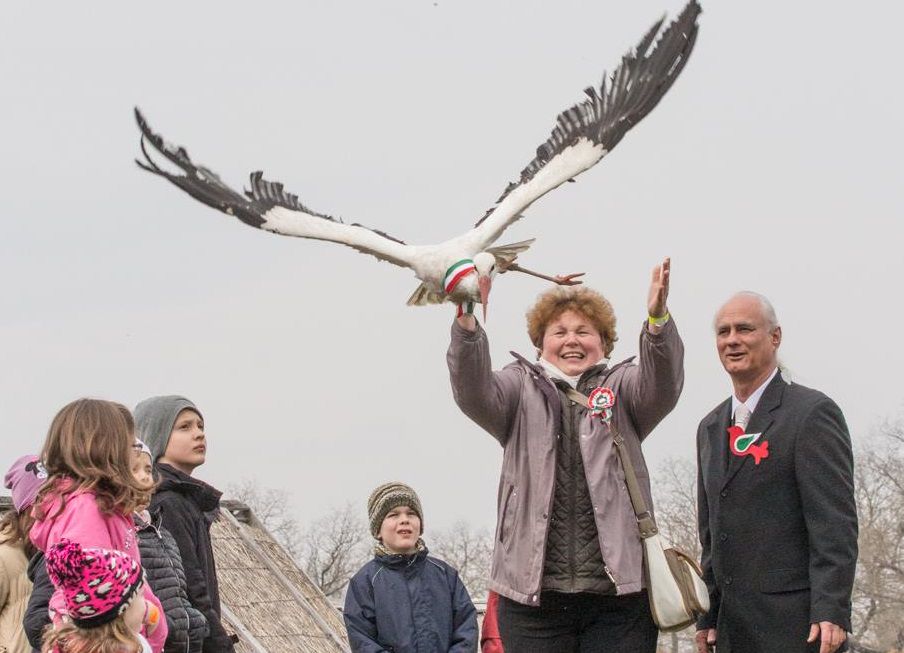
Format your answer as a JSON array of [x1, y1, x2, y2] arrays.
[[647, 257, 670, 320], [457, 313, 478, 332]]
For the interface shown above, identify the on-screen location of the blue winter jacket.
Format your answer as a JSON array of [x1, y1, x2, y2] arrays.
[[343, 549, 478, 653]]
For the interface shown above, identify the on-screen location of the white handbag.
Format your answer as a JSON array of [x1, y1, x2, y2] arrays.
[[566, 387, 710, 631], [640, 532, 710, 631]]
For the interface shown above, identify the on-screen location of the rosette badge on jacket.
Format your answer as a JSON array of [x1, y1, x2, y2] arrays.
[[45, 539, 145, 627]]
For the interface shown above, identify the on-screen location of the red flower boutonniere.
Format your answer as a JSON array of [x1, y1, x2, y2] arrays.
[[588, 387, 615, 422], [727, 425, 769, 465]]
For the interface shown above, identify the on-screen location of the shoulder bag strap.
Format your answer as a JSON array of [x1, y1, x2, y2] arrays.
[[564, 387, 659, 539]]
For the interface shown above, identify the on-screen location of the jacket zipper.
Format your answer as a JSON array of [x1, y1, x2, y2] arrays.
[[535, 434, 559, 606], [149, 522, 193, 653], [568, 399, 577, 592], [578, 373, 621, 594], [528, 364, 629, 602]]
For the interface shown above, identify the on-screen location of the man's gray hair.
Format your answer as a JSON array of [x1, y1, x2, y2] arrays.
[[715, 291, 780, 331]]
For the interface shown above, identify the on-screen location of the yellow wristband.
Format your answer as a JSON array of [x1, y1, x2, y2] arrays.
[[648, 312, 670, 327]]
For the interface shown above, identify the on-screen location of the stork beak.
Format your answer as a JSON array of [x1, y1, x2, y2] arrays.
[[478, 276, 492, 322]]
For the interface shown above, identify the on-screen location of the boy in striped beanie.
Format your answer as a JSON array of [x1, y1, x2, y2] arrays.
[[367, 482, 425, 554], [344, 482, 477, 652]]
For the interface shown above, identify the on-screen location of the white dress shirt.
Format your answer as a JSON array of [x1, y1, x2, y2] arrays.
[[731, 367, 779, 420]]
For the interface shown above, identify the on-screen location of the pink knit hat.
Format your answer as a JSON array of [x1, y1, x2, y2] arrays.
[[3, 454, 47, 513], [45, 539, 144, 627]]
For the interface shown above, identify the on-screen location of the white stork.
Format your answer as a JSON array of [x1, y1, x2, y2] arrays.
[[136, 1, 700, 319]]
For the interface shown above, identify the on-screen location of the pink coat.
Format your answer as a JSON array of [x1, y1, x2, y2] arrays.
[[30, 485, 168, 652]]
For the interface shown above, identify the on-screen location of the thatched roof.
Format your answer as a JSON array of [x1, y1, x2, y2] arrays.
[[0, 495, 349, 652], [216, 499, 349, 653]]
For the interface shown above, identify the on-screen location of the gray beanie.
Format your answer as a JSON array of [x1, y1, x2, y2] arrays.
[[134, 395, 202, 461], [367, 482, 423, 538]]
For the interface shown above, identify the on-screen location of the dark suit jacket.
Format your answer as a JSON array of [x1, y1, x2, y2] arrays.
[[696, 374, 857, 653]]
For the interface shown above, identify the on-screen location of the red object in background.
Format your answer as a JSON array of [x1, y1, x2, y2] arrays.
[[481, 591, 504, 653]]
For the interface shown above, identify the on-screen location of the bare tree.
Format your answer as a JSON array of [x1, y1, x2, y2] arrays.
[[227, 478, 303, 559], [431, 521, 493, 601], [653, 457, 702, 557], [227, 480, 370, 597], [300, 503, 371, 599], [227, 480, 369, 598], [652, 457, 702, 653], [849, 420, 904, 653]]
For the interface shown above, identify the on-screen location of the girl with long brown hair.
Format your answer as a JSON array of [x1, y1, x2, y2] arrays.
[[29, 399, 168, 652]]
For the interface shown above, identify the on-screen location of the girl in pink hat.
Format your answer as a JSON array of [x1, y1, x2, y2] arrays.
[[1, 454, 46, 653], [41, 539, 155, 653]]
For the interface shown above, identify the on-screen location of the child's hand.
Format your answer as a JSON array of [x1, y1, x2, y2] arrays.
[[144, 603, 161, 634]]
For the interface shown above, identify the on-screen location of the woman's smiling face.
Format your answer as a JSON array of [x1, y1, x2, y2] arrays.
[[540, 309, 605, 376]]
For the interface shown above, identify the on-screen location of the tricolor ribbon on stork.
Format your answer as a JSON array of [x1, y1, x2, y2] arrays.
[[445, 259, 477, 317]]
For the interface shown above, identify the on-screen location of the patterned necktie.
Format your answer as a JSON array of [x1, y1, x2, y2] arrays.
[[734, 403, 751, 431]]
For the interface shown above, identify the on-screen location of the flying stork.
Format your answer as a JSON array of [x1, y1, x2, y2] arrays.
[[136, 1, 700, 319]]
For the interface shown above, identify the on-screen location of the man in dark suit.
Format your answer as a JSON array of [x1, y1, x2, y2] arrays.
[[695, 292, 857, 653]]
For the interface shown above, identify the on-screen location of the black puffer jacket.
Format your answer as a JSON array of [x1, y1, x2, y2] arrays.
[[150, 464, 234, 653], [136, 510, 209, 653], [542, 363, 631, 594], [24, 551, 51, 651]]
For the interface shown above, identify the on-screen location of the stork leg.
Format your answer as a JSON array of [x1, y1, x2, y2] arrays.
[[506, 264, 585, 286]]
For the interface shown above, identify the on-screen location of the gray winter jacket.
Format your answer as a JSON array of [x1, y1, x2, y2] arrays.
[[447, 318, 683, 606]]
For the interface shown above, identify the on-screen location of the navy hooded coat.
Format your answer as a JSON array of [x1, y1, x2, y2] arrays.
[[343, 548, 477, 653]]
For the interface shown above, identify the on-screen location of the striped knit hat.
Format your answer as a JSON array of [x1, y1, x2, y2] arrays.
[[367, 482, 423, 538]]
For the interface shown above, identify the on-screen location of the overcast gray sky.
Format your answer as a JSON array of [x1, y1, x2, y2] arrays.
[[2, 1, 902, 533]]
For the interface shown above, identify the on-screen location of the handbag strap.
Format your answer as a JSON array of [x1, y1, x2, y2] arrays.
[[564, 387, 659, 539]]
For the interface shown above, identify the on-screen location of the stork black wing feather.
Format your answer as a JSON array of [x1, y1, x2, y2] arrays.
[[135, 109, 408, 244], [134, 109, 413, 267], [135, 109, 271, 228], [244, 170, 337, 221], [136, 108, 343, 227], [475, 0, 701, 226]]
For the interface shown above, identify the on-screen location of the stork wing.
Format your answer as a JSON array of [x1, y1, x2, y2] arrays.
[[406, 282, 446, 307], [462, 0, 701, 252], [487, 239, 536, 269], [134, 109, 414, 269]]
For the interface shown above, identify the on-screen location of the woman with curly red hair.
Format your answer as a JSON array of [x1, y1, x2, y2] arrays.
[[448, 258, 684, 652]]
